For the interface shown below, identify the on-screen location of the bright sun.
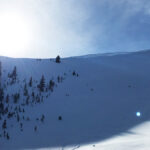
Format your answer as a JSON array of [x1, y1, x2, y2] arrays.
[[0, 12, 31, 57]]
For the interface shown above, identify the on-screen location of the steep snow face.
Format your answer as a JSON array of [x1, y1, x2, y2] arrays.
[[0, 50, 150, 150]]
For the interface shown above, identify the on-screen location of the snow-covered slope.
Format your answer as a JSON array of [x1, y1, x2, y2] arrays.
[[0, 50, 150, 150]]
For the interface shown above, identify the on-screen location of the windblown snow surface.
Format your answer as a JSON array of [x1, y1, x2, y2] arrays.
[[1, 50, 150, 150]]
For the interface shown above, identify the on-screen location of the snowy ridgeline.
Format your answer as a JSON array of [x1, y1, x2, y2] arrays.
[[1, 50, 150, 150]]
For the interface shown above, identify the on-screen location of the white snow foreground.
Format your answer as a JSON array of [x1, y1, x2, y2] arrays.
[[1, 50, 150, 150], [63, 122, 150, 150]]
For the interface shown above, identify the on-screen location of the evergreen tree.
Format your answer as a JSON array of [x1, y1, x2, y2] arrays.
[[17, 114, 20, 122], [12, 66, 17, 82], [56, 55, 61, 63], [2, 120, 6, 129], [58, 116, 62, 120], [20, 123, 23, 130], [49, 80, 55, 91], [34, 126, 37, 131], [6, 94, 9, 103], [18, 106, 21, 112], [57, 76, 60, 83], [26, 96, 30, 105], [38, 75, 45, 92], [29, 77, 32, 87], [0, 88, 4, 102], [0, 102, 4, 114], [32, 92, 35, 98], [41, 114, 45, 122], [24, 83, 28, 96], [72, 71, 76, 76], [13, 93, 20, 104], [9, 66, 17, 83], [6, 133, 10, 140], [0, 61, 2, 87], [4, 107, 8, 114], [0, 61, 1, 78]]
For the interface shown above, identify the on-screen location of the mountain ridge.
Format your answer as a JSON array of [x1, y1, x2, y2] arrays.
[[0, 49, 150, 150]]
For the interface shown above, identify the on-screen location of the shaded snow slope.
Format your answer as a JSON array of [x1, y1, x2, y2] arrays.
[[0, 50, 150, 150]]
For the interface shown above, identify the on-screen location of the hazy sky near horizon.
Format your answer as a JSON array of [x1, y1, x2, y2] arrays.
[[0, 0, 150, 58]]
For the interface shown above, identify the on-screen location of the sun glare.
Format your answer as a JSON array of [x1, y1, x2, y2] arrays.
[[0, 12, 31, 57]]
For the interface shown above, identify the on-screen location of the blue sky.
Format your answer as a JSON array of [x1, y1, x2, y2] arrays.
[[0, 0, 150, 58]]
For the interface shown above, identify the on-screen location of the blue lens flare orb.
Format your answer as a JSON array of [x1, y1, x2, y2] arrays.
[[136, 112, 141, 117]]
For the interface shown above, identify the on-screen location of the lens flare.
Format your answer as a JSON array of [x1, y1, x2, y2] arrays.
[[136, 112, 141, 117]]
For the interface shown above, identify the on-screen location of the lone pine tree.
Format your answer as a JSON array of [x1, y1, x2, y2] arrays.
[[56, 55, 61, 63]]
